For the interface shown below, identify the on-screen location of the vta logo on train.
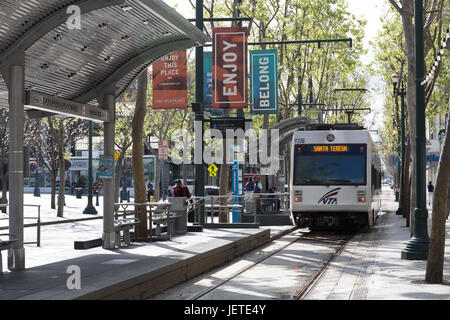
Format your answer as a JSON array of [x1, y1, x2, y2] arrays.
[[318, 188, 341, 204]]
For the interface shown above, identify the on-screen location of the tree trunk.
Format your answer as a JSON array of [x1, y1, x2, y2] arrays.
[[425, 105, 450, 283], [403, 138, 411, 227], [115, 156, 124, 203], [57, 134, 65, 218], [51, 173, 57, 209], [155, 158, 161, 201], [131, 71, 148, 240]]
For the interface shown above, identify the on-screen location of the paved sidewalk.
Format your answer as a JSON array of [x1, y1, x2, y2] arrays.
[[304, 186, 450, 300]]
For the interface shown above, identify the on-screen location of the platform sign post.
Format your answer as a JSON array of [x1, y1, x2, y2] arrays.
[[232, 158, 240, 223]]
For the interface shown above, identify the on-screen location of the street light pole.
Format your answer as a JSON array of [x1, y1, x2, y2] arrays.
[[194, 0, 205, 226], [83, 120, 97, 215], [401, 0, 429, 260]]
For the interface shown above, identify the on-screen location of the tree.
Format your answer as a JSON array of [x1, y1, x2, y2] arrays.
[[132, 71, 149, 240], [426, 98, 450, 283], [26, 117, 87, 216], [387, 0, 445, 232]]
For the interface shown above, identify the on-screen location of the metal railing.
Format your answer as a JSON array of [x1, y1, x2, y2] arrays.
[[188, 192, 290, 225], [0, 204, 41, 247]]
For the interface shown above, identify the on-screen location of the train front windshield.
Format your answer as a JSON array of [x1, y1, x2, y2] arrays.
[[293, 144, 367, 185]]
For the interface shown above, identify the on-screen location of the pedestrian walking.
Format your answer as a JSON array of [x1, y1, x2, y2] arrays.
[[245, 177, 254, 192], [253, 177, 264, 214], [146, 179, 154, 202], [428, 181, 434, 206]]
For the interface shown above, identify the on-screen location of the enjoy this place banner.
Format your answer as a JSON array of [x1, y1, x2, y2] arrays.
[[250, 49, 278, 114], [212, 27, 248, 109], [152, 50, 187, 109]]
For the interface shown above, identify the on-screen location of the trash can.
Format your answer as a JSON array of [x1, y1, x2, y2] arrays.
[[75, 188, 82, 199], [170, 197, 187, 235]]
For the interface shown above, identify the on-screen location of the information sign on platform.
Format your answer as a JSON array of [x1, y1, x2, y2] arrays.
[[98, 156, 113, 178]]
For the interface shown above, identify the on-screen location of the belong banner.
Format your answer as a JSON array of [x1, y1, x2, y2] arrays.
[[212, 27, 248, 109], [152, 50, 187, 109], [250, 49, 278, 114]]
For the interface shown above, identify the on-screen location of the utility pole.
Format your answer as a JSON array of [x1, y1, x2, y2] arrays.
[[83, 120, 97, 215], [401, 0, 429, 260], [194, 0, 205, 226]]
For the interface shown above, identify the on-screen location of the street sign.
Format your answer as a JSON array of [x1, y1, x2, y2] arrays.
[[210, 117, 246, 133], [208, 163, 218, 176], [114, 151, 120, 161], [25, 90, 109, 122], [158, 140, 168, 160]]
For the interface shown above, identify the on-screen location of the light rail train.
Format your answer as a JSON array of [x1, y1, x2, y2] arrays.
[[290, 124, 382, 230]]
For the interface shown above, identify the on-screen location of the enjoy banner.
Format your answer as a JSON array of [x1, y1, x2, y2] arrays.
[[212, 27, 248, 109]]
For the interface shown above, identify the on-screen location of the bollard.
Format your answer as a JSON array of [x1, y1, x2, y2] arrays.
[[170, 197, 187, 235]]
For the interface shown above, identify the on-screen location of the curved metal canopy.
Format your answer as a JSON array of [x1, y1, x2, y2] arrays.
[[0, 0, 210, 108]]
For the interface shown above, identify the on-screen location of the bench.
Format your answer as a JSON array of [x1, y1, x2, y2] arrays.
[[114, 218, 140, 248], [0, 233, 18, 273]]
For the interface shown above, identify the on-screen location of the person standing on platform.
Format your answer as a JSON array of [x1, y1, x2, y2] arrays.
[[253, 176, 264, 214], [428, 181, 434, 206], [245, 177, 254, 192], [172, 179, 191, 199]]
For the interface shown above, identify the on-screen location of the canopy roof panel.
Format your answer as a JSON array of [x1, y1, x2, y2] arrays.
[[0, 0, 209, 107]]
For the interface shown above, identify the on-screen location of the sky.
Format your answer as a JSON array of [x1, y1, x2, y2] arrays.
[[162, 0, 389, 137]]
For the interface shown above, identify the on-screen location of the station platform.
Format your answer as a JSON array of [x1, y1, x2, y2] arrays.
[[0, 219, 294, 300]]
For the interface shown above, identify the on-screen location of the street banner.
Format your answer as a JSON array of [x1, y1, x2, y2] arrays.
[[152, 50, 187, 109], [158, 140, 169, 161], [204, 52, 223, 116], [250, 49, 278, 114], [212, 27, 248, 109]]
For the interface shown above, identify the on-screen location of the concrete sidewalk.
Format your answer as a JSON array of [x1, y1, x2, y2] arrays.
[[304, 186, 450, 300]]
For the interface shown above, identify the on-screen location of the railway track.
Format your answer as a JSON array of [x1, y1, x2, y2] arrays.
[[152, 228, 354, 300]]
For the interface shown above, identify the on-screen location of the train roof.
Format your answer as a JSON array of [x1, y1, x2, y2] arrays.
[[301, 123, 365, 131]]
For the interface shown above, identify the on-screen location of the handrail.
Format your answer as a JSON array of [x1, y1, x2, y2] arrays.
[[0, 204, 41, 247]]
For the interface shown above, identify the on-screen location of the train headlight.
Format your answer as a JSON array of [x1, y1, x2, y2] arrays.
[[294, 190, 303, 202], [357, 191, 366, 202]]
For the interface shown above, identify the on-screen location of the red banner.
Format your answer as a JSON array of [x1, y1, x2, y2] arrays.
[[212, 27, 248, 109], [152, 50, 187, 109]]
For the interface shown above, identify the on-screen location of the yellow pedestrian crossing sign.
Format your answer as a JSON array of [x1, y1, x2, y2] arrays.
[[114, 151, 120, 161], [208, 163, 218, 177]]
